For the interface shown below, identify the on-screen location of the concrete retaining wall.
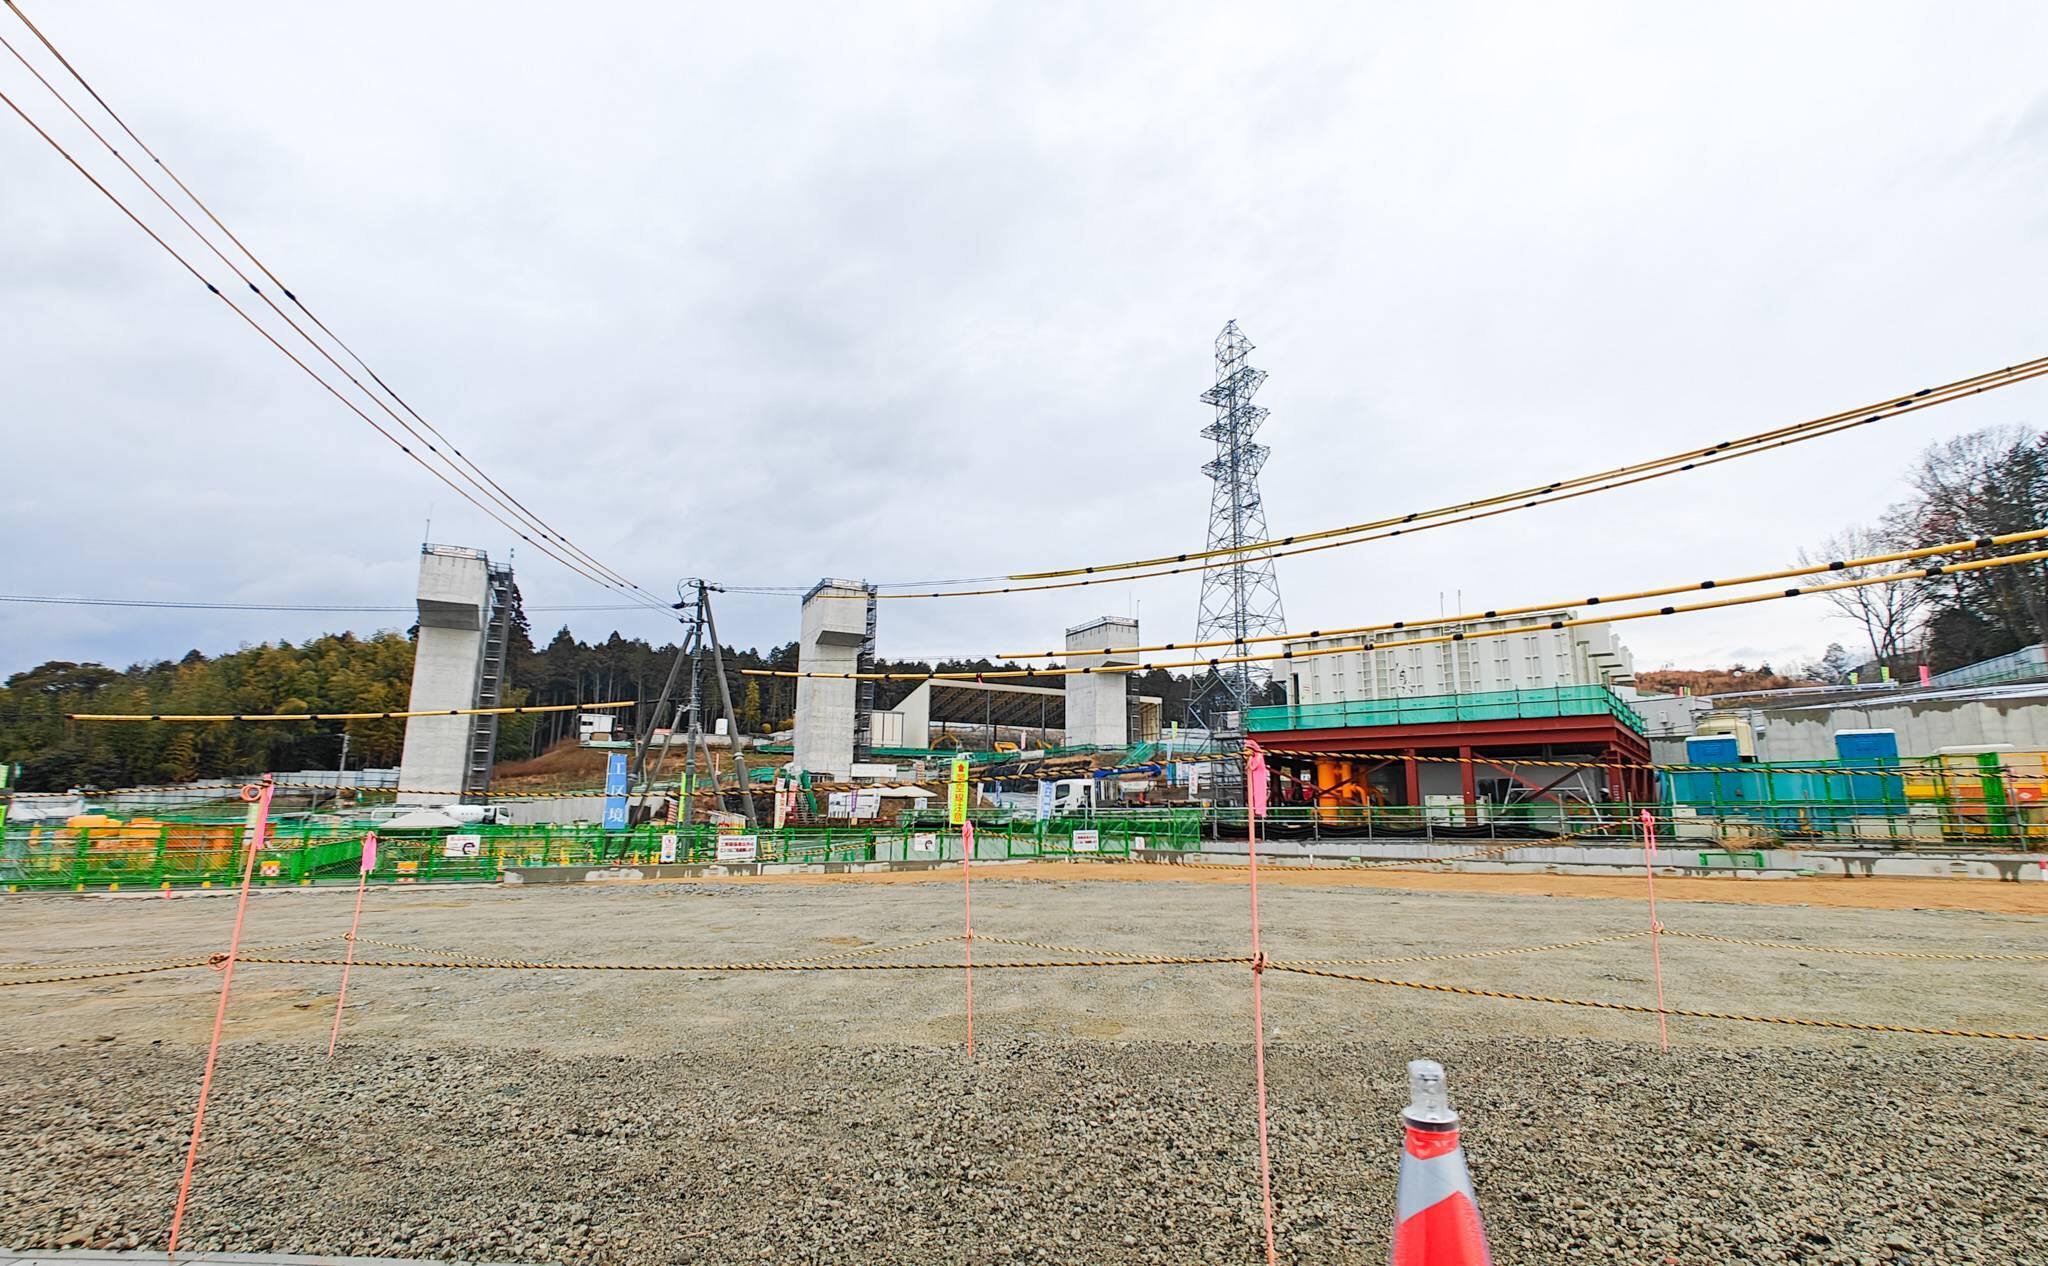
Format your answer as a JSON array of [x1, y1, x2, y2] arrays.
[[1191, 840, 2046, 881]]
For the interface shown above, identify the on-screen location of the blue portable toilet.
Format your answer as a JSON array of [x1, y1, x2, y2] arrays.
[[1672, 735, 1750, 815], [1834, 729, 1899, 762], [1834, 728, 1903, 815], [1685, 735, 1743, 764]]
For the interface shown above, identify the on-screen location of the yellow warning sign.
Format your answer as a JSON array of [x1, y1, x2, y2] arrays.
[[948, 756, 970, 826]]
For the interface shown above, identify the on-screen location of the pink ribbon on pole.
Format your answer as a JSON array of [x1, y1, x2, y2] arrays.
[[1246, 742, 1269, 819], [961, 818, 975, 1058], [1639, 808, 1670, 1050], [360, 830, 378, 874]]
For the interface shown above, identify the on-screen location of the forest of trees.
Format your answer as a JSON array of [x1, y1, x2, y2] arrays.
[[0, 635, 418, 793], [0, 590, 1217, 792]]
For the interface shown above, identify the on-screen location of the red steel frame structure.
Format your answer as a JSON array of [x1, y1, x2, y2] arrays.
[[1260, 712, 1655, 818]]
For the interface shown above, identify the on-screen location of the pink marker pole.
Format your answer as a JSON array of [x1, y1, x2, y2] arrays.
[[1639, 808, 1670, 1051], [168, 776, 273, 1255], [1244, 742, 1278, 1266], [328, 830, 377, 1058], [961, 819, 975, 1059]]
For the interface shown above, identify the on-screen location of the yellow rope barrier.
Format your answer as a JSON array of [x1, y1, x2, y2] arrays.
[[1661, 930, 2048, 962], [1260, 963, 2048, 1042], [12, 944, 2037, 1043], [0, 935, 342, 973], [10, 924, 2042, 1043], [228, 954, 1256, 972]]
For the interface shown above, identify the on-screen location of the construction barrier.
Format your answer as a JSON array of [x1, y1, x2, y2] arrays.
[[0, 811, 1207, 892]]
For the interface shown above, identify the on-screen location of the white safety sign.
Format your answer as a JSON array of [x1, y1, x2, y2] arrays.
[[716, 834, 759, 863]]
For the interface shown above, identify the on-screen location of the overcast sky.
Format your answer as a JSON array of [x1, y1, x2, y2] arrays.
[[5, 2, 2046, 682]]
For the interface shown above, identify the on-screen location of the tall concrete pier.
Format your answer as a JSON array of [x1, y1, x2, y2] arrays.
[[397, 545, 495, 804], [792, 578, 873, 777], [1064, 616, 1139, 747]]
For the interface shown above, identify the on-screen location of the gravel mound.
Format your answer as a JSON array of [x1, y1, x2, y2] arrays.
[[4, 1037, 2043, 1263]]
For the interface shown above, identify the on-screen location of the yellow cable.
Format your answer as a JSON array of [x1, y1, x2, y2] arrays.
[[70, 700, 634, 724], [993, 524, 2048, 660], [1005, 358, 2048, 581], [810, 361, 2048, 599], [748, 546, 2048, 682]]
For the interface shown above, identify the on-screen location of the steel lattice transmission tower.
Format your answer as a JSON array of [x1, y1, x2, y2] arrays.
[[1190, 319, 1286, 730]]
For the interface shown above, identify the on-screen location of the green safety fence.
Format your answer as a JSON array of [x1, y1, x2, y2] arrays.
[[1, 810, 1207, 892]]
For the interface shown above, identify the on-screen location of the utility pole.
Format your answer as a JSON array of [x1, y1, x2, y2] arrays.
[[332, 731, 350, 812], [632, 614, 697, 798], [643, 581, 758, 830], [696, 580, 758, 828]]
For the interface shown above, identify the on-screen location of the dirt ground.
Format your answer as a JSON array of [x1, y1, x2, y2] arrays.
[[4, 865, 2045, 1051], [3, 868, 2044, 1262], [598, 858, 2048, 913]]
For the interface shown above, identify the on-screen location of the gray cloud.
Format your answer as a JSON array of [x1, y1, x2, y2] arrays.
[[4, 1, 2047, 679]]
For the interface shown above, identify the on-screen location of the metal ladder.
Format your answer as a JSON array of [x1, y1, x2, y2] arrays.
[[853, 584, 878, 762], [463, 565, 516, 800]]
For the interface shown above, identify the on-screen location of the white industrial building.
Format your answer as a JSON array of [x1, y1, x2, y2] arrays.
[[1281, 611, 1635, 705]]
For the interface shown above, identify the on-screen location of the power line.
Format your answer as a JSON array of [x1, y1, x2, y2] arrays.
[[0, 8, 670, 615], [743, 544, 2048, 682], [0, 594, 649, 613], [988, 526, 2048, 660], [813, 359, 2048, 601], [0, 80, 666, 615], [1, 3, 648, 596], [1002, 361, 2048, 583], [0, 26, 627, 596]]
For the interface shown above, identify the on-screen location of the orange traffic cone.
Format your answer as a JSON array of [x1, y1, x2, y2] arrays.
[[1389, 1060, 1492, 1266]]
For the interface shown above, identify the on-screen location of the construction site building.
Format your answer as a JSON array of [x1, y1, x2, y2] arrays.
[[1251, 612, 1651, 818]]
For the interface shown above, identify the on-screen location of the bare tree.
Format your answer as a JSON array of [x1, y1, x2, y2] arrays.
[[1902, 425, 2048, 648], [1799, 525, 1932, 667]]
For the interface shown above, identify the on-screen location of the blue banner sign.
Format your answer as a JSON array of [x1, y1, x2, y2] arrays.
[[603, 752, 630, 830]]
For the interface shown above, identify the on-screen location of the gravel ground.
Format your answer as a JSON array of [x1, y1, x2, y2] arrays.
[[3, 874, 2045, 1262], [5, 1038, 2044, 1264]]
